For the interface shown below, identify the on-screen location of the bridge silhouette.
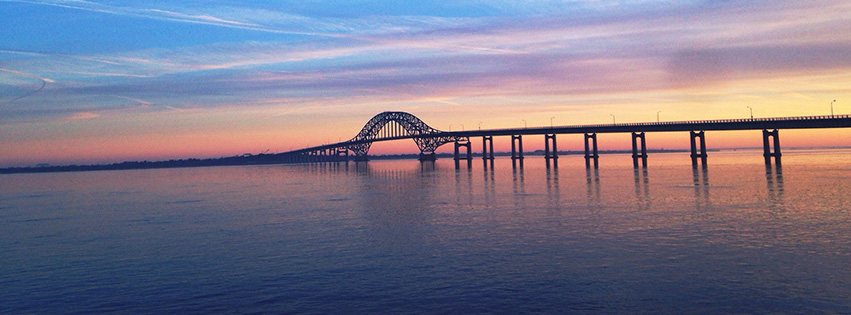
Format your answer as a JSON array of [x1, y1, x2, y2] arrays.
[[278, 111, 851, 168]]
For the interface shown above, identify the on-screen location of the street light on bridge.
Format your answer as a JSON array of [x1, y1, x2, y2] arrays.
[[550, 116, 555, 127], [746, 106, 753, 119], [610, 114, 615, 124], [522, 119, 527, 128], [478, 121, 482, 130], [832, 100, 836, 117], [657, 111, 661, 123]]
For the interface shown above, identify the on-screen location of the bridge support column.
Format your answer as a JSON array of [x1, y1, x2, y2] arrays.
[[511, 135, 524, 160], [454, 139, 472, 168], [418, 152, 436, 162], [482, 136, 494, 160], [511, 135, 524, 168], [584, 133, 599, 169], [354, 154, 369, 162], [631, 132, 648, 168], [336, 148, 349, 162], [544, 134, 558, 168], [763, 129, 781, 166], [544, 134, 558, 160], [690, 131, 707, 168], [455, 140, 473, 161]]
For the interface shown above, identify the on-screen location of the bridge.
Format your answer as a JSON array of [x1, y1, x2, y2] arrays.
[[277, 111, 851, 168]]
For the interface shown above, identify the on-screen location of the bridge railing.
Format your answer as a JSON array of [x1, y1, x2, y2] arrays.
[[475, 114, 851, 132]]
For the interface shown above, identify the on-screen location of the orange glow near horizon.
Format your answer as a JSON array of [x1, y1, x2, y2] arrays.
[[1, 1, 850, 167], [4, 104, 851, 167]]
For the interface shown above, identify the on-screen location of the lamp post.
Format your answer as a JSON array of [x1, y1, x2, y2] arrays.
[[746, 106, 753, 119], [610, 114, 616, 124], [550, 116, 555, 127], [478, 121, 482, 130], [522, 119, 527, 128], [831, 100, 836, 117], [657, 111, 661, 123]]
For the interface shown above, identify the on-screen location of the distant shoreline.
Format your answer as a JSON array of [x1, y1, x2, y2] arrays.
[[1, 146, 848, 175]]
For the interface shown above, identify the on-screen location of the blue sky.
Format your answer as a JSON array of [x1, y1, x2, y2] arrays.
[[1, 0, 850, 166]]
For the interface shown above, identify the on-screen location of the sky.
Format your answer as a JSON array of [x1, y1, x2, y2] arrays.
[[1, 0, 850, 167]]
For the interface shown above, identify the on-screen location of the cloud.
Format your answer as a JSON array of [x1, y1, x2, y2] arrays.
[[62, 111, 99, 121], [64, 71, 153, 78], [1, 0, 850, 123], [668, 43, 851, 88], [2, 0, 378, 37], [0, 67, 55, 83]]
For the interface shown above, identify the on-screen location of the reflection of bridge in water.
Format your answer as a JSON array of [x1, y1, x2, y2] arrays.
[[279, 111, 851, 168]]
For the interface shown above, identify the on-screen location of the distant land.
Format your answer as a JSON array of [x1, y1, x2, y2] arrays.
[[2, 146, 848, 174]]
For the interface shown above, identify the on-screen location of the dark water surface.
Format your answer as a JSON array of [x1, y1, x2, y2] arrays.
[[2, 149, 850, 313]]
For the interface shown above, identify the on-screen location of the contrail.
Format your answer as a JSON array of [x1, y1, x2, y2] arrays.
[[1, 68, 52, 104], [6, 78, 46, 103]]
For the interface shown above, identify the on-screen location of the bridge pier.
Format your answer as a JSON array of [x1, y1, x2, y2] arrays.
[[354, 154, 369, 162], [690, 131, 707, 168], [544, 134, 558, 160], [631, 132, 648, 168], [584, 133, 599, 169], [511, 135, 524, 160], [763, 129, 781, 166], [482, 136, 494, 160], [511, 135, 524, 168], [418, 152, 436, 161], [454, 139, 472, 168], [336, 148, 349, 162], [544, 134, 558, 168]]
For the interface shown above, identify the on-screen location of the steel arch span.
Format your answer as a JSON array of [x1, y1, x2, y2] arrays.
[[345, 111, 460, 157]]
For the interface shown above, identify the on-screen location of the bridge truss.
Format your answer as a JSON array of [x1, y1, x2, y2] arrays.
[[344, 111, 463, 158]]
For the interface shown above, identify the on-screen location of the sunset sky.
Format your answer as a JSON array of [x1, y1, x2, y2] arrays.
[[1, 0, 850, 166]]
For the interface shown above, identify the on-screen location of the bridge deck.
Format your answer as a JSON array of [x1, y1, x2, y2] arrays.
[[283, 114, 851, 155], [451, 114, 851, 137]]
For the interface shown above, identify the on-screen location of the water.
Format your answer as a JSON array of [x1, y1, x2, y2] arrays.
[[2, 149, 850, 313]]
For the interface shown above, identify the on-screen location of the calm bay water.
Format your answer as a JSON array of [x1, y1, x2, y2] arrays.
[[2, 149, 850, 313]]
